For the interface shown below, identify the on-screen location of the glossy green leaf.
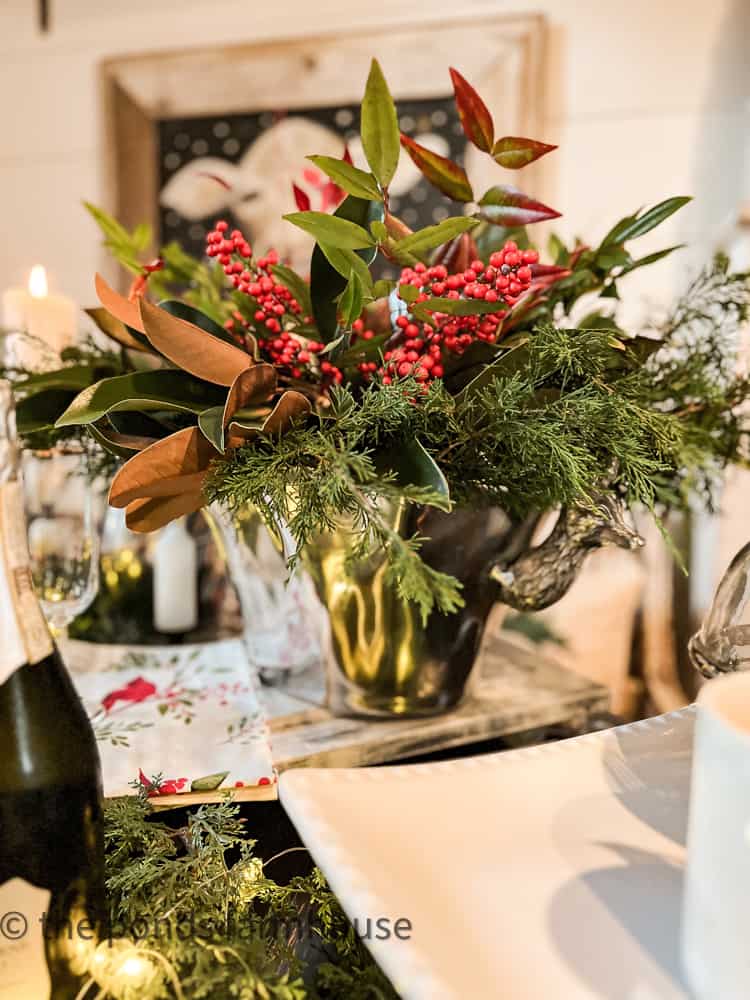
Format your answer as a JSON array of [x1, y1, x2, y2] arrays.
[[600, 197, 691, 246], [270, 264, 313, 316], [372, 278, 396, 299], [449, 67, 494, 153], [620, 244, 685, 275], [478, 186, 561, 227], [395, 217, 478, 256], [375, 438, 451, 511], [310, 197, 383, 340], [56, 371, 225, 428], [318, 244, 374, 295], [190, 772, 229, 792], [370, 220, 389, 242], [413, 296, 506, 318], [398, 283, 419, 304], [283, 211, 376, 250], [595, 245, 632, 271], [16, 388, 78, 434], [307, 155, 382, 201], [360, 59, 400, 187], [492, 136, 557, 170], [400, 134, 474, 202], [338, 271, 365, 327], [14, 364, 117, 398], [197, 405, 227, 453]]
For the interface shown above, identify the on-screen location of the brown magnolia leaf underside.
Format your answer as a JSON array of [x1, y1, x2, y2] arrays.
[[223, 364, 278, 429], [138, 298, 251, 387], [125, 491, 207, 533], [109, 426, 218, 508], [85, 306, 149, 352], [95, 273, 146, 334]]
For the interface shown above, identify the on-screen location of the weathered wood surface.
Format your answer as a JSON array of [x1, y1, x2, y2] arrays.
[[265, 631, 609, 772]]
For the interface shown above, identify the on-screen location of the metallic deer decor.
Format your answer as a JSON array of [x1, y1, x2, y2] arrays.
[[305, 498, 643, 717], [689, 539, 750, 679]]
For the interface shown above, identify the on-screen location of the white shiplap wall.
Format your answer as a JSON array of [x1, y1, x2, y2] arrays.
[[1, 0, 749, 312]]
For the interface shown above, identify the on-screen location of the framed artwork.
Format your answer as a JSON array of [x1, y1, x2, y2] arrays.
[[100, 15, 549, 279]]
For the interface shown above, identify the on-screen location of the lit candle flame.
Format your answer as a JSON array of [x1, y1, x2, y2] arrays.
[[28, 265, 48, 299]]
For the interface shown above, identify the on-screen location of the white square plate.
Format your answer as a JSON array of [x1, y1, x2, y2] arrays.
[[280, 709, 695, 999]]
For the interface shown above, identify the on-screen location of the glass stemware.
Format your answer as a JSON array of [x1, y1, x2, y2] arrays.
[[22, 450, 100, 634]]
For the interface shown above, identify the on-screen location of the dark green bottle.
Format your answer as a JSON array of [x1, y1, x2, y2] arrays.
[[0, 382, 104, 999]]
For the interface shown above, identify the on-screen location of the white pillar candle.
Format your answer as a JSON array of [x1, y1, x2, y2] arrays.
[[682, 672, 750, 999], [2, 266, 78, 360], [153, 519, 198, 634]]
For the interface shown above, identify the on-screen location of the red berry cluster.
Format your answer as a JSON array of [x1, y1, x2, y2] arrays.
[[371, 241, 538, 385], [206, 220, 343, 385]]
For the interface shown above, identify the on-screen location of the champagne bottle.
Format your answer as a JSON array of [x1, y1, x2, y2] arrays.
[[0, 383, 104, 999]]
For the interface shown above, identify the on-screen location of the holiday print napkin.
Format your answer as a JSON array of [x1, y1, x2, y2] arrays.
[[63, 638, 275, 799]]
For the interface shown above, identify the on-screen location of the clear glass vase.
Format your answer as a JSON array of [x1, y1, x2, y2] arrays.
[[208, 503, 323, 681]]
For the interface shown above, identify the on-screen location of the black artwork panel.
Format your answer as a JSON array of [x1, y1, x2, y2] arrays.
[[158, 96, 465, 279]]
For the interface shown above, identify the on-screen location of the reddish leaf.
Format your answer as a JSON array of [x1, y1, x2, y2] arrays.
[[342, 146, 354, 166], [492, 136, 557, 170], [449, 68, 494, 153], [292, 183, 311, 211], [529, 263, 572, 290], [399, 134, 474, 203], [478, 185, 561, 227]]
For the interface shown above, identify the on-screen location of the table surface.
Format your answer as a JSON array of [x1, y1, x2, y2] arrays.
[[263, 629, 610, 772]]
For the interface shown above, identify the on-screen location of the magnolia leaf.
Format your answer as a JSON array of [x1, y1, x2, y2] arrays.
[[157, 300, 237, 345], [310, 197, 383, 340], [270, 264, 313, 317], [492, 136, 557, 169], [307, 155, 382, 201], [125, 491, 206, 533], [109, 426, 217, 508], [400, 134, 474, 202], [449, 67, 494, 153], [261, 391, 312, 436], [375, 438, 451, 511], [318, 244, 374, 295], [139, 298, 251, 387], [55, 370, 225, 428], [94, 273, 145, 333], [16, 388, 78, 434], [283, 211, 375, 250], [14, 364, 116, 397], [395, 217, 478, 257], [85, 306, 151, 352], [88, 422, 156, 458], [478, 186, 561, 227], [197, 406, 226, 453], [600, 197, 691, 247], [360, 59, 400, 188]]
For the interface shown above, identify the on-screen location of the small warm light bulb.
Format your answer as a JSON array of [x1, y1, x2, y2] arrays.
[[119, 954, 151, 979], [28, 265, 48, 299]]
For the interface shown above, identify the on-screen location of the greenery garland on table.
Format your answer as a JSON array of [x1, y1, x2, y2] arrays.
[[87, 794, 398, 1000], [5, 60, 750, 622]]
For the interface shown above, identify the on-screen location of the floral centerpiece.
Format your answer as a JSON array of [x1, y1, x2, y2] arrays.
[[9, 62, 750, 716]]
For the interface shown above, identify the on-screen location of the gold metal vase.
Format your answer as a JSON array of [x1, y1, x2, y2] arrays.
[[304, 497, 642, 718]]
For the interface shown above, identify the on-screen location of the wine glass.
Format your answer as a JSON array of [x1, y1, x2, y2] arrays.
[[22, 450, 101, 634]]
